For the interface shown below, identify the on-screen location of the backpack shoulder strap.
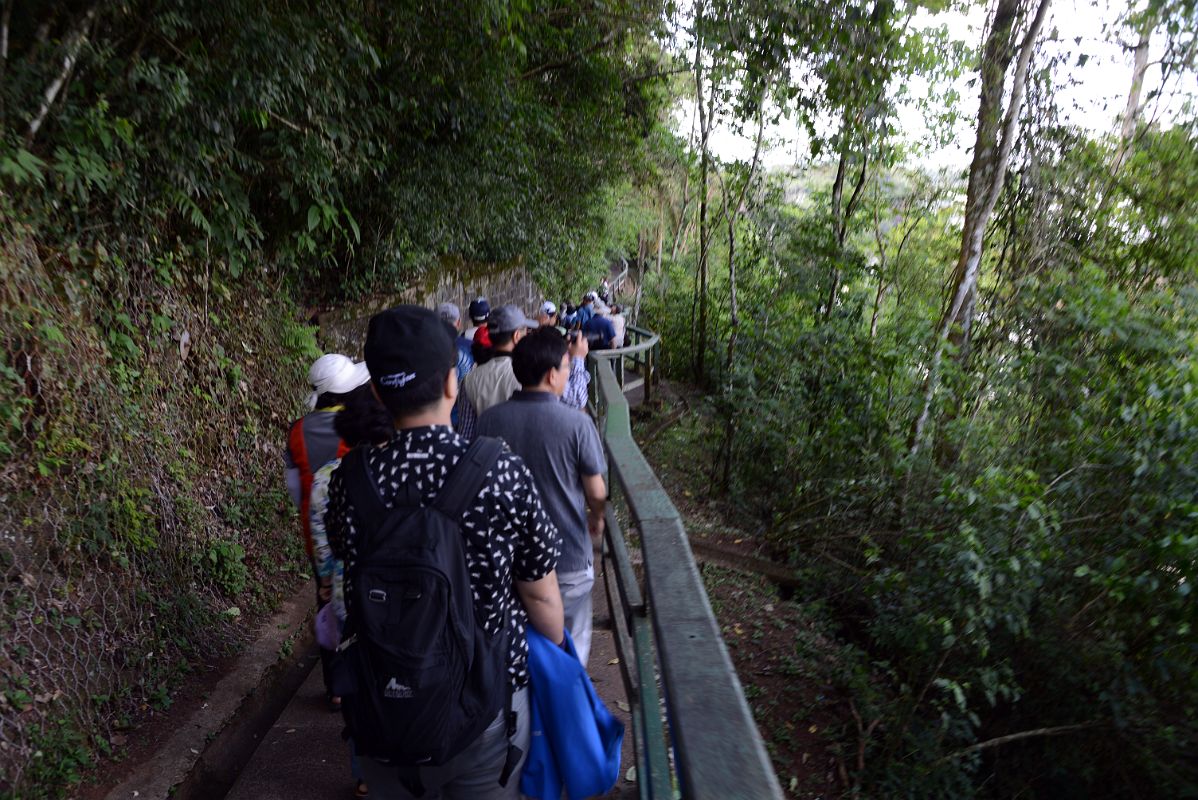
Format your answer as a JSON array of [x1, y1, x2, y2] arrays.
[[433, 436, 504, 521], [341, 447, 389, 545]]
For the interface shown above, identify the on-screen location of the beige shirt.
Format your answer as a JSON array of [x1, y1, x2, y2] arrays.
[[462, 355, 520, 416]]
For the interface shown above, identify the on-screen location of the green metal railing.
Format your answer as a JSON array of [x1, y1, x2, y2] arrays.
[[588, 349, 785, 800], [588, 324, 659, 405]]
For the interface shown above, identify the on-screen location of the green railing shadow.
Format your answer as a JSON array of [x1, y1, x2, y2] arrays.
[[587, 344, 785, 800]]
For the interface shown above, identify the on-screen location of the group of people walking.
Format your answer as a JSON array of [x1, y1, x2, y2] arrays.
[[284, 290, 623, 799]]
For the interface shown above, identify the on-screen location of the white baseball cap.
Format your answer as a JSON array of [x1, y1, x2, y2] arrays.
[[540, 301, 557, 316]]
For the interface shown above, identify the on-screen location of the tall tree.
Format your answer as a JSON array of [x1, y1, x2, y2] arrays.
[[910, 0, 1052, 457]]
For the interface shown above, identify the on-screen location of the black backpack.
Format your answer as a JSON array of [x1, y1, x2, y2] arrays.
[[332, 436, 520, 788]]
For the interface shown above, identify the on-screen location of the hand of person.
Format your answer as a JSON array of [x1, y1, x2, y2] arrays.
[[568, 331, 590, 359], [588, 508, 605, 542]]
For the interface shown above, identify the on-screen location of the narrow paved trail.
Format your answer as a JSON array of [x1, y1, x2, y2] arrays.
[[226, 570, 638, 799]]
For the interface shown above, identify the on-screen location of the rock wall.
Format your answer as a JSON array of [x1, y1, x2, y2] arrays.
[[318, 264, 545, 356]]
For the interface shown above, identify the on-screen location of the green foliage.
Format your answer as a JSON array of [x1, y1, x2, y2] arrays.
[[0, 0, 671, 298], [0, 233, 313, 797], [639, 110, 1198, 795], [204, 539, 248, 598], [17, 717, 93, 800], [0, 3, 674, 797]]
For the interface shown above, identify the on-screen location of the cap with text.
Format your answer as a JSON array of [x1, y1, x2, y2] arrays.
[[364, 305, 456, 397]]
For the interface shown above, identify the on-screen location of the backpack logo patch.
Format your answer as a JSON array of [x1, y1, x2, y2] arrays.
[[384, 677, 414, 699]]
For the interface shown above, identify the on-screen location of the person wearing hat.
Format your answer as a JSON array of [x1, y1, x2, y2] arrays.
[[325, 305, 565, 798], [439, 302, 475, 430], [284, 353, 371, 709], [574, 292, 596, 329], [536, 300, 560, 330], [461, 304, 538, 420], [463, 296, 490, 342], [582, 301, 617, 350]]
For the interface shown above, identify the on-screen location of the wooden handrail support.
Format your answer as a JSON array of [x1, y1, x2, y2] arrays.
[[590, 352, 785, 799]]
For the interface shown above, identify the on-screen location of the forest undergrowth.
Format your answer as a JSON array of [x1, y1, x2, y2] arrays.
[[633, 384, 873, 800], [0, 220, 320, 798]]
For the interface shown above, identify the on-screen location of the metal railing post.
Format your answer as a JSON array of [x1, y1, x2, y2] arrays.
[[644, 344, 654, 405]]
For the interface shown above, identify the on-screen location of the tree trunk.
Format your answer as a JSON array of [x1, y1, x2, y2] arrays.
[[26, 6, 97, 145], [1113, 16, 1154, 172], [693, 16, 713, 386], [909, 0, 1052, 458], [0, 0, 12, 122], [825, 117, 871, 319], [725, 102, 765, 373], [826, 110, 853, 316], [716, 100, 766, 491], [655, 202, 664, 274], [1, 1, 12, 72]]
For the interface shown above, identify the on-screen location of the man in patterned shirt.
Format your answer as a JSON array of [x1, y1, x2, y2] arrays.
[[326, 305, 565, 799]]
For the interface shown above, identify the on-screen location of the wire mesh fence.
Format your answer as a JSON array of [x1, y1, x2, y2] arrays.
[[0, 223, 552, 795], [0, 229, 311, 796]]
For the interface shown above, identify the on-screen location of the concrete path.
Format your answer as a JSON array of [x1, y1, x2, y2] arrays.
[[226, 573, 638, 799]]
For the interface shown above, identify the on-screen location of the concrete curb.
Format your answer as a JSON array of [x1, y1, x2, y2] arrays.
[[104, 582, 317, 800]]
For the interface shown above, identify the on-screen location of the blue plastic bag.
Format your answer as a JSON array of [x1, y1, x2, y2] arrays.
[[521, 629, 624, 800]]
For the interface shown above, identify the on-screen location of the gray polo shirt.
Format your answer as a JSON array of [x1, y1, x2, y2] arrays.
[[477, 391, 606, 572]]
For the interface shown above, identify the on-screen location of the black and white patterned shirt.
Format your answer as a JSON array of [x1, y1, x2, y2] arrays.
[[325, 425, 560, 689]]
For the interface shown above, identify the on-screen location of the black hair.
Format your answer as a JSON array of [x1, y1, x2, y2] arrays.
[[512, 326, 568, 387], [376, 338, 456, 419], [333, 383, 393, 445], [490, 329, 515, 349], [378, 366, 450, 418], [472, 340, 492, 365], [314, 391, 339, 409]]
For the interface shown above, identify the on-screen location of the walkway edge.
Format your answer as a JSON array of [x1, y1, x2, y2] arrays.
[[103, 582, 316, 800]]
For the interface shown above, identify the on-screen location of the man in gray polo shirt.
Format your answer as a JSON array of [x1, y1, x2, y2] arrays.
[[477, 326, 607, 666]]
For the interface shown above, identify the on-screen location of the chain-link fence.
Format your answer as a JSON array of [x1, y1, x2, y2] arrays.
[[0, 227, 314, 797]]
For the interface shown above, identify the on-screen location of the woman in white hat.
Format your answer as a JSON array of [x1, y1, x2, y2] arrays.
[[283, 353, 371, 710]]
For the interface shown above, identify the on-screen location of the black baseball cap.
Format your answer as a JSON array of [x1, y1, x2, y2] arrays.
[[364, 305, 456, 397]]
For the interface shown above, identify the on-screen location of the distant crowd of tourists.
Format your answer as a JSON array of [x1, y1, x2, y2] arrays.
[[283, 287, 626, 799]]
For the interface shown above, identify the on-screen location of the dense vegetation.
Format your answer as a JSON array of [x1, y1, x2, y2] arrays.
[[3, 0, 1196, 797], [0, 2, 666, 796], [621, 0, 1198, 796]]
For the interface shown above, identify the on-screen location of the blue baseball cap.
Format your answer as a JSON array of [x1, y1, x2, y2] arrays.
[[468, 297, 490, 322]]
